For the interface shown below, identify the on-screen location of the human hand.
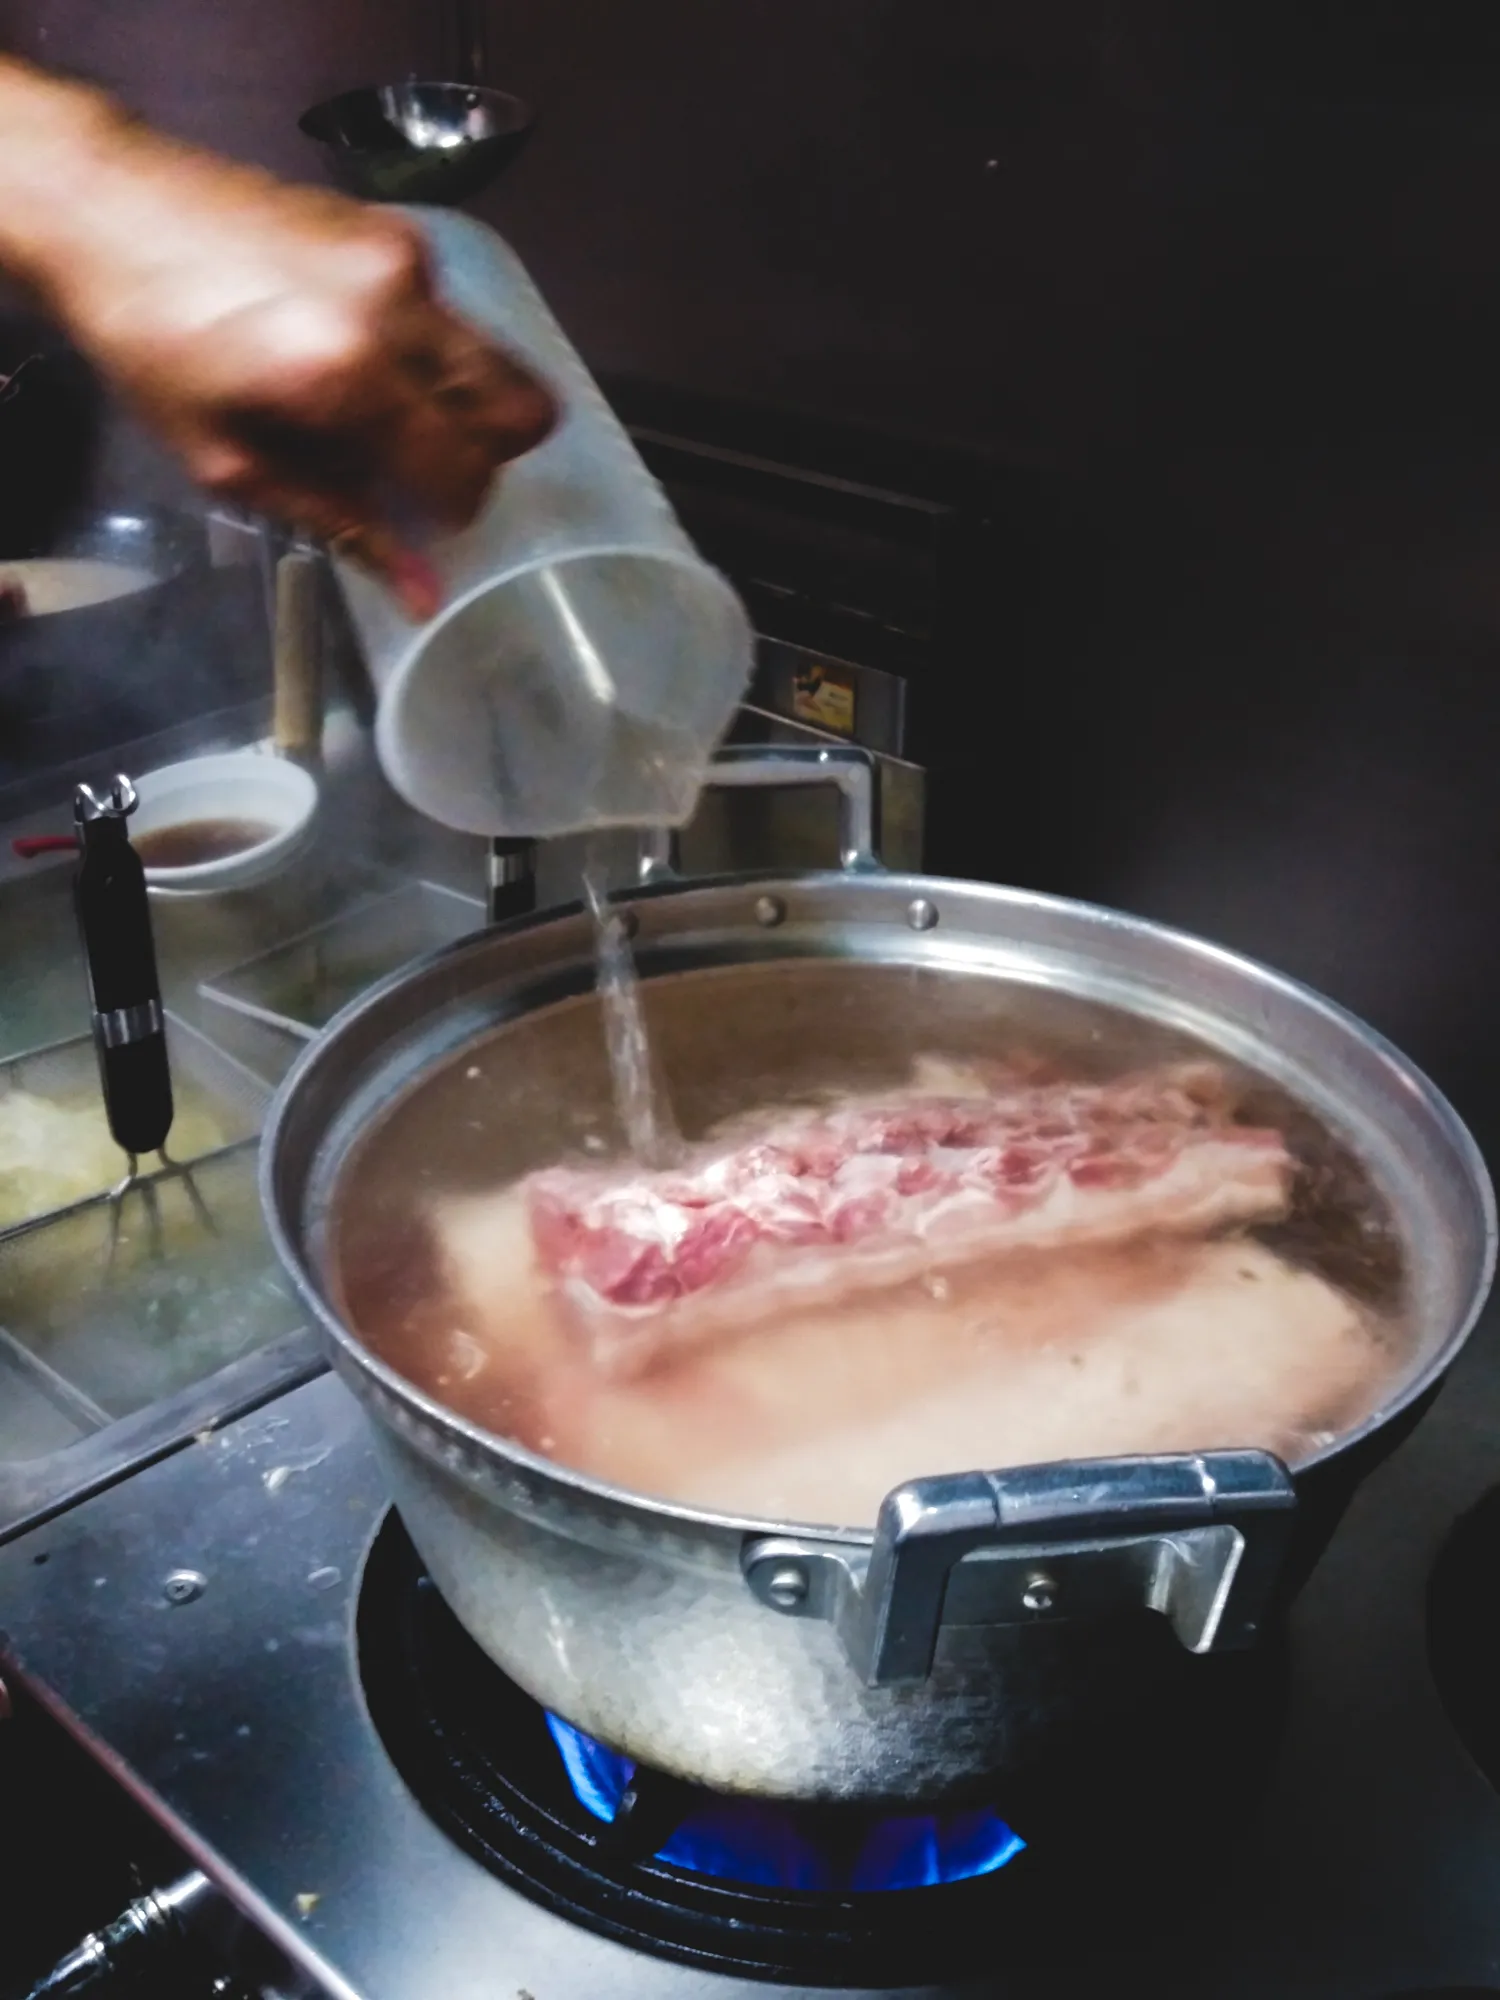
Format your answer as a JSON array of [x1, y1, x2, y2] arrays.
[[0, 66, 555, 617]]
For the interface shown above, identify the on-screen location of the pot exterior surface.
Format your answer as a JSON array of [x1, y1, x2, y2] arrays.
[[356, 1361, 1202, 1804]]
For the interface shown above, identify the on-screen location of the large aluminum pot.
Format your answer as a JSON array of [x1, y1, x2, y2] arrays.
[[261, 749, 1495, 1806]]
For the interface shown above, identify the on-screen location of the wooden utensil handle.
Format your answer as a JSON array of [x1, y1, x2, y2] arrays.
[[273, 551, 324, 763]]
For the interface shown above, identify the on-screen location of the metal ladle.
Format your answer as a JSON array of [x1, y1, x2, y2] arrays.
[[298, 80, 532, 207]]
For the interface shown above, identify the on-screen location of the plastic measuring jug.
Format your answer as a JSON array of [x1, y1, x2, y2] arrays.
[[332, 208, 754, 838]]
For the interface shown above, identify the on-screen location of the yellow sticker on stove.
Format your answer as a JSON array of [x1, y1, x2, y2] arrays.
[[791, 662, 856, 736]]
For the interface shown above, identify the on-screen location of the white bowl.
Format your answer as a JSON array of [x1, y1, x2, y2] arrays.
[[131, 749, 319, 897]]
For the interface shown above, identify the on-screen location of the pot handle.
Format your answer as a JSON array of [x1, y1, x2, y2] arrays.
[[637, 744, 882, 883], [741, 1449, 1297, 1688]]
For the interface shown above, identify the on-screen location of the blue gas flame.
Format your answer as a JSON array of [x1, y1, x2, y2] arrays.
[[546, 1713, 1024, 1891]]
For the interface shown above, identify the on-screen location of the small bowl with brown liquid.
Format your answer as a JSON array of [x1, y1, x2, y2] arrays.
[[131, 749, 319, 897]]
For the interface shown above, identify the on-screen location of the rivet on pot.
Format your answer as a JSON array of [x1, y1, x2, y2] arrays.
[[754, 895, 786, 928], [766, 1563, 810, 1609], [907, 897, 939, 932], [163, 1569, 207, 1606], [1021, 1572, 1057, 1614]]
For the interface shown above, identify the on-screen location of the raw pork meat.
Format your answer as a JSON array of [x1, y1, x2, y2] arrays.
[[522, 1059, 1293, 1375]]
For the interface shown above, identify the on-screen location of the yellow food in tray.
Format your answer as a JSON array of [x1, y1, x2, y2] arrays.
[[0, 1088, 227, 1231]]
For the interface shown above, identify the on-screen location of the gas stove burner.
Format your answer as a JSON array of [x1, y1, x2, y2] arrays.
[[1428, 1482, 1500, 1794], [544, 1711, 1025, 1891], [357, 1510, 1290, 1985]]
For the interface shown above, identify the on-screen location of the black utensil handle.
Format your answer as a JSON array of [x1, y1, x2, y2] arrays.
[[73, 777, 174, 1158], [94, 1032, 174, 1158]]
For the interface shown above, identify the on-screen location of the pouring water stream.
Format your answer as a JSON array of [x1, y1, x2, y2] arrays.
[[583, 858, 681, 1168]]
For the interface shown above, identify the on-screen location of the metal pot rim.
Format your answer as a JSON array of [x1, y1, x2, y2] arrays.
[[260, 865, 1498, 1544]]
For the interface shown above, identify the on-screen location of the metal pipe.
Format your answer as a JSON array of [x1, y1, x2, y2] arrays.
[[24, 1871, 212, 1997], [487, 837, 536, 924], [453, 0, 489, 85]]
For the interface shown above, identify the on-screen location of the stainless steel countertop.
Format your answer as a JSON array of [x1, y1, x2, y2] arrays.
[[0, 1374, 796, 2000]]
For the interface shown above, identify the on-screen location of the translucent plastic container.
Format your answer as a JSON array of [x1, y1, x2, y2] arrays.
[[333, 209, 754, 839]]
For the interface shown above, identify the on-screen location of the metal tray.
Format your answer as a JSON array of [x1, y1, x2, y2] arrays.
[[0, 1340, 97, 1460], [0, 1144, 306, 1431], [197, 877, 485, 1041], [0, 1012, 272, 1244]]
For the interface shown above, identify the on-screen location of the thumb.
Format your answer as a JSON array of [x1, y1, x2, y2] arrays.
[[328, 522, 443, 621]]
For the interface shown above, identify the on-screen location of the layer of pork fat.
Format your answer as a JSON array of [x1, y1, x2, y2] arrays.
[[420, 1214, 1379, 1525]]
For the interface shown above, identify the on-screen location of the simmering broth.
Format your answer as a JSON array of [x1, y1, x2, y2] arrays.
[[329, 960, 1413, 1527]]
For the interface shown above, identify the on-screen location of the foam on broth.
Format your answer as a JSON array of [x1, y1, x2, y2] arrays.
[[328, 960, 1414, 1527]]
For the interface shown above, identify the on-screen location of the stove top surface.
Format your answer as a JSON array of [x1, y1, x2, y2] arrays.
[[3, 1345, 1500, 1999]]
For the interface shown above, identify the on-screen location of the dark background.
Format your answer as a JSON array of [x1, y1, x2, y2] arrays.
[[4, 0, 1500, 1153]]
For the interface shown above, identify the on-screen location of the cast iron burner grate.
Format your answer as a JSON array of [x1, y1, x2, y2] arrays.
[[357, 1510, 1289, 1986]]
